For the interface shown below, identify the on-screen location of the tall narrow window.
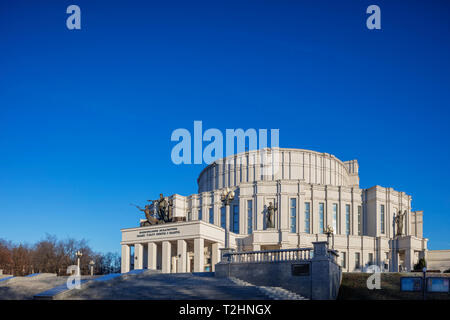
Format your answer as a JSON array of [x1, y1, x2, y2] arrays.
[[345, 204, 350, 235], [357, 206, 362, 235], [368, 253, 373, 265], [380, 204, 385, 234], [290, 198, 297, 233], [319, 203, 325, 234], [232, 205, 239, 234], [304, 202, 310, 233], [187, 211, 192, 221], [332, 204, 338, 234], [355, 252, 360, 269], [209, 207, 214, 224], [342, 252, 346, 268], [220, 207, 225, 228], [247, 200, 253, 234], [198, 208, 202, 221]]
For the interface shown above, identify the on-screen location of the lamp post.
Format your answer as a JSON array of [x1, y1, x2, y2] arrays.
[[220, 187, 235, 250], [324, 225, 334, 249], [75, 250, 83, 275], [422, 267, 427, 300], [89, 260, 95, 276]]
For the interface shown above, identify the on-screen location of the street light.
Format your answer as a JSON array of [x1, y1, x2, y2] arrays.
[[89, 260, 95, 276], [422, 267, 427, 300], [324, 225, 334, 249], [220, 188, 235, 251], [75, 251, 83, 275]]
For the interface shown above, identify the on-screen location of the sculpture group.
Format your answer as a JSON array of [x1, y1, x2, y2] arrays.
[[134, 195, 406, 234], [133, 194, 175, 226]]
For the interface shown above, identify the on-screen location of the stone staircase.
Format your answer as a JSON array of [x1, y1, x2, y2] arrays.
[[63, 271, 271, 300], [1, 270, 309, 300], [229, 277, 308, 300]]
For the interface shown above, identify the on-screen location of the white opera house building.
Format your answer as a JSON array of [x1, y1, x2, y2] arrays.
[[121, 148, 428, 274]]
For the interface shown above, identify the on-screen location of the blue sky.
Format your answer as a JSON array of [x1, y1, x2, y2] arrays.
[[0, 0, 449, 253]]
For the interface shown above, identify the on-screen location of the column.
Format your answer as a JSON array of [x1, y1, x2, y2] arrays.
[[187, 255, 191, 273], [177, 240, 187, 273], [405, 249, 414, 272], [147, 242, 157, 270], [194, 238, 204, 272], [135, 243, 144, 270], [162, 241, 172, 273], [280, 193, 288, 230], [256, 194, 264, 230], [172, 256, 177, 273], [121, 245, 130, 273], [211, 242, 222, 271], [225, 205, 230, 248]]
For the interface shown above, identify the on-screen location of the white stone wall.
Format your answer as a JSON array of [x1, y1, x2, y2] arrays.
[[427, 250, 450, 271], [197, 148, 356, 193], [133, 148, 428, 272]]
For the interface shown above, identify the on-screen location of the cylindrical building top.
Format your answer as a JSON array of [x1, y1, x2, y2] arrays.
[[197, 148, 357, 193]]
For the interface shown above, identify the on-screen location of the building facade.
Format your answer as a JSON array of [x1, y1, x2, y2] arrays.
[[121, 148, 428, 273]]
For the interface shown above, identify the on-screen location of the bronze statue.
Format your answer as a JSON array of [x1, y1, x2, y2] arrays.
[[133, 204, 161, 226], [155, 193, 170, 222], [147, 193, 173, 223], [133, 194, 175, 226], [266, 202, 277, 229], [167, 198, 174, 222], [395, 210, 406, 236]]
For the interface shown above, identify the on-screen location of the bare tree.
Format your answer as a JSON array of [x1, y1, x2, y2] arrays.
[[0, 239, 13, 274], [0, 235, 120, 276]]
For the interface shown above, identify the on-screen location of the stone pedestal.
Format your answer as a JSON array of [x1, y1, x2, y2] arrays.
[[219, 248, 235, 262]]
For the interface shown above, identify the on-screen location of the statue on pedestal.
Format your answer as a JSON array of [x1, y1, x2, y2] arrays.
[[395, 210, 406, 236], [266, 202, 277, 229], [133, 193, 174, 226], [153, 193, 169, 222]]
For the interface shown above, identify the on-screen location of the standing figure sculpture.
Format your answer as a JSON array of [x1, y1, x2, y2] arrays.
[[167, 198, 174, 222], [395, 210, 406, 236], [133, 193, 175, 226], [149, 193, 172, 223], [266, 202, 277, 229]]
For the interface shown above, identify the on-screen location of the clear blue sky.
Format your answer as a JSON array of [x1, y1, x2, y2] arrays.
[[0, 0, 449, 253]]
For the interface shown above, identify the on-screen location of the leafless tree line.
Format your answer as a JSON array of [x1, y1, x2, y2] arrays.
[[0, 235, 120, 276]]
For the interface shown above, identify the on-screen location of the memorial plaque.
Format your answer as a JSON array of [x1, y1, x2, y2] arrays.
[[427, 277, 449, 293], [400, 277, 422, 292], [291, 263, 310, 276]]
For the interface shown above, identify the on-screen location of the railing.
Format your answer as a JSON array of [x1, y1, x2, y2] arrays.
[[222, 248, 313, 263]]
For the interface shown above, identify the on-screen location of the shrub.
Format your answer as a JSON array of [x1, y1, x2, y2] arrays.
[[413, 258, 426, 271]]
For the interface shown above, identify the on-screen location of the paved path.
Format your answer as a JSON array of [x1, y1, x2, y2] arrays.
[[64, 272, 270, 300]]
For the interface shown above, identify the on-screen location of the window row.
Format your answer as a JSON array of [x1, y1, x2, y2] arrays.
[[188, 200, 363, 236], [296, 201, 362, 235]]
